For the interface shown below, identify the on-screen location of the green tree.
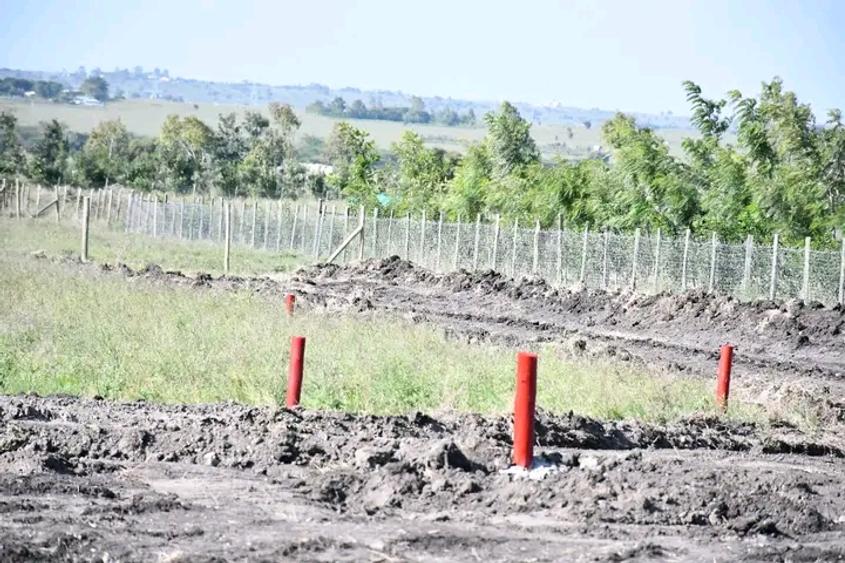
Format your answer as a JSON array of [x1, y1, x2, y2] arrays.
[[389, 131, 456, 212], [484, 102, 539, 177], [80, 76, 109, 102], [82, 119, 131, 186], [158, 115, 216, 192], [0, 112, 24, 176], [29, 120, 70, 185], [326, 122, 380, 207]]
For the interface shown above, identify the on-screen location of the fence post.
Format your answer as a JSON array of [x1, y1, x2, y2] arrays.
[[742, 235, 753, 296], [436, 211, 444, 271], [652, 228, 662, 293], [153, 196, 159, 238], [470, 214, 480, 270], [224, 201, 231, 274], [602, 229, 609, 289], [491, 214, 501, 270], [631, 228, 641, 289], [838, 237, 845, 306], [453, 213, 462, 270], [708, 232, 718, 293], [75, 186, 81, 220], [81, 196, 90, 262], [250, 200, 258, 248], [404, 213, 411, 259], [341, 208, 350, 262], [531, 219, 540, 275], [288, 203, 299, 250], [385, 211, 394, 255], [801, 237, 811, 301], [311, 201, 323, 256], [769, 233, 779, 301], [681, 228, 691, 290], [358, 205, 366, 261], [511, 219, 519, 277], [34, 184, 41, 215], [106, 188, 113, 225], [579, 225, 589, 284], [15, 180, 21, 219], [556, 214, 563, 285], [419, 210, 426, 266], [370, 207, 379, 257], [54, 185, 60, 223], [275, 200, 284, 250], [328, 205, 337, 253]]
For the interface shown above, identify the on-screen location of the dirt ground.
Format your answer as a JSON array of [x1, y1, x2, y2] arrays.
[[2, 394, 844, 562], [3, 255, 845, 561]]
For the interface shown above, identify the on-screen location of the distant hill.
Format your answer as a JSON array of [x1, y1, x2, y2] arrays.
[[0, 66, 692, 131]]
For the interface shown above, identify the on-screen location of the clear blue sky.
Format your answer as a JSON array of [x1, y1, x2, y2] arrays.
[[1, 0, 843, 116]]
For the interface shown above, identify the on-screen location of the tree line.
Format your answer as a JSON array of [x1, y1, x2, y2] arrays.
[[307, 96, 476, 126], [0, 76, 110, 102], [1, 77, 843, 247]]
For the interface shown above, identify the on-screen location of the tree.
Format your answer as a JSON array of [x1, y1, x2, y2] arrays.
[[29, 120, 70, 185], [0, 112, 24, 176], [326, 122, 380, 207], [484, 102, 539, 177], [80, 76, 109, 102], [158, 115, 216, 192], [82, 119, 130, 186], [389, 131, 456, 212]]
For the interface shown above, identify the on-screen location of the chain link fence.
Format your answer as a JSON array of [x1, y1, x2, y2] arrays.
[[7, 183, 845, 306]]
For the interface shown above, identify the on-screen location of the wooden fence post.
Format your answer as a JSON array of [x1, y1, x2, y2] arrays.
[[328, 205, 336, 253], [224, 200, 231, 274], [106, 188, 113, 225], [250, 200, 258, 248], [419, 210, 426, 266], [681, 228, 691, 290], [341, 207, 350, 262], [491, 214, 501, 270], [556, 214, 563, 285], [436, 211, 444, 271], [54, 185, 60, 224], [453, 213, 462, 270], [81, 196, 90, 262], [531, 219, 540, 275], [769, 233, 779, 301], [289, 203, 299, 250], [311, 201, 323, 256], [801, 237, 811, 301], [404, 213, 411, 259], [358, 205, 366, 261], [369, 207, 379, 257], [153, 196, 159, 238], [385, 211, 394, 255], [742, 235, 753, 295], [602, 229, 609, 289], [511, 218, 518, 277], [631, 228, 641, 289], [473, 213, 482, 270], [75, 187, 82, 220], [34, 184, 41, 215], [579, 225, 589, 284], [652, 228, 662, 293], [708, 232, 718, 293], [838, 237, 845, 306]]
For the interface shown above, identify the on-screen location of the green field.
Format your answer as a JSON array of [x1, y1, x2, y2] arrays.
[[0, 98, 699, 158], [0, 218, 773, 422]]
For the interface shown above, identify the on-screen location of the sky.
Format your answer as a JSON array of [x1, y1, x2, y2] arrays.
[[1, 0, 843, 116]]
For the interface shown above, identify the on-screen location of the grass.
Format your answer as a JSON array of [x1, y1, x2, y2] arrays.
[[0, 246, 770, 424], [0, 218, 307, 277], [0, 98, 709, 158]]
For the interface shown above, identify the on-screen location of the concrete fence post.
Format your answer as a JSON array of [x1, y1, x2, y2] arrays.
[[436, 211, 444, 271], [556, 214, 563, 285], [838, 237, 845, 306], [531, 219, 540, 275], [579, 225, 589, 284], [275, 199, 284, 250], [801, 237, 811, 301], [289, 203, 299, 250], [602, 229, 609, 289], [419, 210, 426, 266], [224, 200, 231, 274], [404, 213, 411, 260], [385, 211, 394, 255], [370, 207, 380, 258], [769, 233, 779, 301], [742, 235, 753, 295], [358, 205, 366, 261], [453, 213, 462, 270], [472, 213, 482, 270], [708, 232, 718, 293], [510, 218, 519, 277], [631, 228, 641, 289], [491, 214, 501, 270], [652, 228, 662, 293], [681, 228, 691, 290]]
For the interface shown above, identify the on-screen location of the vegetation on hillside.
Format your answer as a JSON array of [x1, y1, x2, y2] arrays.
[[2, 78, 844, 245], [307, 95, 476, 126]]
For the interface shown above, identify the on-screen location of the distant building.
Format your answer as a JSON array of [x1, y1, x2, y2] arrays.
[[73, 95, 104, 107]]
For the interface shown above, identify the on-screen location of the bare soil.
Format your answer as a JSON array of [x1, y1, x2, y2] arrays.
[[2, 394, 845, 562], [3, 255, 845, 561]]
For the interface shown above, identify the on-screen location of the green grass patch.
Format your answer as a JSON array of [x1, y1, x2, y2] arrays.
[[0, 250, 773, 424], [0, 219, 307, 277]]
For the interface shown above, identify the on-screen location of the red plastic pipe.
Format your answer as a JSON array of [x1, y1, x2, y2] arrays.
[[716, 344, 733, 412], [284, 293, 296, 316], [286, 336, 306, 407], [513, 351, 538, 468]]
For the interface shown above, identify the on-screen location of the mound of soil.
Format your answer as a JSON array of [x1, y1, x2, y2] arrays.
[[2, 395, 845, 561]]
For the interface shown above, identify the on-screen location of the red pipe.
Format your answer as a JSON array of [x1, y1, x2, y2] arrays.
[[513, 351, 538, 468], [284, 293, 296, 316], [286, 336, 306, 407], [716, 344, 733, 412]]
